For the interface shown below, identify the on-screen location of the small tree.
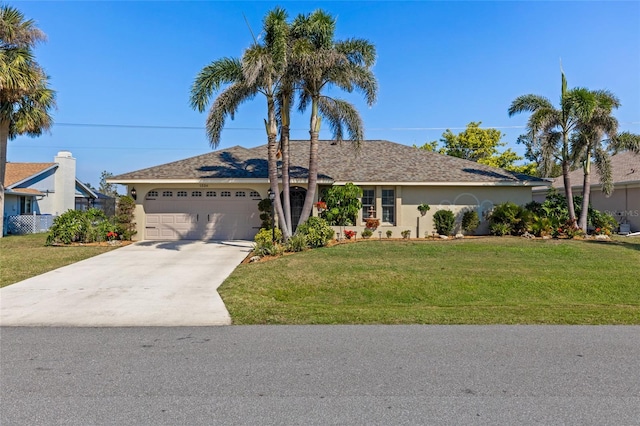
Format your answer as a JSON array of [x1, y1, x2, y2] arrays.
[[258, 198, 274, 230], [115, 196, 136, 240], [98, 170, 119, 197], [461, 210, 480, 235], [320, 183, 363, 226], [433, 209, 455, 236]]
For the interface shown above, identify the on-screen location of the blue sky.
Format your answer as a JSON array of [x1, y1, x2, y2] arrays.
[[9, 1, 640, 188]]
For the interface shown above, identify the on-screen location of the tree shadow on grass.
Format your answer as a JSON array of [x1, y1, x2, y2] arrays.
[[582, 238, 640, 252]]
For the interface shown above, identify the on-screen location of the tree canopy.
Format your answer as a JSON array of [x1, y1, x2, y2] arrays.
[[416, 122, 536, 175]]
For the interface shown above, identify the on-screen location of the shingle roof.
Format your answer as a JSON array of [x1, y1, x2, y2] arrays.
[[112, 140, 547, 185], [4, 163, 56, 187], [551, 151, 640, 188]]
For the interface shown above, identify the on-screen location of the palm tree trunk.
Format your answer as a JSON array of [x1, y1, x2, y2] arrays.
[[297, 96, 320, 227], [266, 99, 290, 240], [0, 119, 9, 238], [280, 94, 293, 237], [561, 136, 577, 226], [578, 156, 591, 233]]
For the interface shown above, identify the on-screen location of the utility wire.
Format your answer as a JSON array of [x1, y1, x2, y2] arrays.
[[53, 121, 640, 131]]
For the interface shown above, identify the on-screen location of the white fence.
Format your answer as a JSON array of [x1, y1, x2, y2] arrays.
[[4, 214, 55, 235]]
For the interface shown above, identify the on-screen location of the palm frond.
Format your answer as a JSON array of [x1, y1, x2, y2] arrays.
[[0, 5, 46, 48], [508, 94, 553, 117], [205, 83, 257, 148], [335, 38, 376, 67], [611, 131, 640, 154], [190, 57, 243, 112], [317, 96, 364, 143], [593, 145, 613, 195]]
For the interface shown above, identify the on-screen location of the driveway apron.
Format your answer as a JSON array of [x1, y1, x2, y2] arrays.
[[0, 240, 252, 326]]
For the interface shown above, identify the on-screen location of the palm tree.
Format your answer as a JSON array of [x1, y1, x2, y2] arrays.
[[0, 5, 55, 237], [569, 90, 620, 232], [508, 71, 597, 226], [289, 10, 377, 226], [190, 7, 295, 239]]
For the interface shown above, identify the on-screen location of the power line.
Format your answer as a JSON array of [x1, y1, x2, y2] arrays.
[[53, 121, 640, 132]]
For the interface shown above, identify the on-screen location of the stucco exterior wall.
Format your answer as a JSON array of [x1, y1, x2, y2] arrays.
[[399, 185, 533, 236]]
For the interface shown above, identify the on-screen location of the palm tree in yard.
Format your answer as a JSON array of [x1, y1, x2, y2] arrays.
[[570, 89, 621, 233], [190, 7, 296, 239], [0, 5, 55, 237], [508, 71, 598, 226], [289, 10, 377, 226]]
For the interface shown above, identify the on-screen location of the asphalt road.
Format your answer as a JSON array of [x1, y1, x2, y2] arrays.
[[1, 326, 639, 425]]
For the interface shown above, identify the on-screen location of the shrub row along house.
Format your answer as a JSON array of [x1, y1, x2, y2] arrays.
[[2, 151, 111, 235], [109, 140, 549, 241], [533, 151, 640, 234]]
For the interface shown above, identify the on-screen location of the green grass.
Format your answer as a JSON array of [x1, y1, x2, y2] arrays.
[[219, 237, 640, 324], [0, 233, 119, 288]]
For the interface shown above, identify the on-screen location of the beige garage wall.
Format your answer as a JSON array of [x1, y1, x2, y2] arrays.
[[401, 185, 534, 236]]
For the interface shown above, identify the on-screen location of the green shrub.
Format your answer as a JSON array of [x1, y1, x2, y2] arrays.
[[361, 228, 373, 238], [529, 215, 553, 237], [433, 209, 455, 236], [296, 217, 334, 248], [589, 209, 618, 234], [488, 202, 530, 236], [490, 222, 511, 236], [401, 230, 411, 239], [285, 234, 307, 252], [253, 241, 284, 257], [254, 227, 283, 245], [386, 230, 392, 238], [461, 210, 480, 235]]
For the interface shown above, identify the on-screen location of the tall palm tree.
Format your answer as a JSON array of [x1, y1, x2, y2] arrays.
[[190, 7, 295, 239], [570, 90, 620, 232], [290, 10, 377, 226], [0, 5, 55, 237], [508, 71, 596, 226]]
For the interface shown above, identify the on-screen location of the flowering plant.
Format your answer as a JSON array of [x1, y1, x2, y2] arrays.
[[365, 218, 380, 229], [344, 230, 356, 239], [106, 231, 118, 241], [314, 201, 327, 211]]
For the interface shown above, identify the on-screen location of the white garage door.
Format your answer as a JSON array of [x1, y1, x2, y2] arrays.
[[144, 189, 262, 240]]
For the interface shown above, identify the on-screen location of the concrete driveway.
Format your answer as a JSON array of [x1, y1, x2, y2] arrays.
[[0, 240, 253, 326]]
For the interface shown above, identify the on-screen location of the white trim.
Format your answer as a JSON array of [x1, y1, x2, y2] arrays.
[[333, 181, 551, 187], [107, 178, 270, 184]]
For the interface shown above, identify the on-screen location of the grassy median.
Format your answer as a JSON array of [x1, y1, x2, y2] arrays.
[[219, 237, 640, 324]]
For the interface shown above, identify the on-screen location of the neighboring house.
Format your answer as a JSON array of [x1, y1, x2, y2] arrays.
[[109, 140, 549, 241], [3, 151, 97, 235], [533, 151, 640, 233]]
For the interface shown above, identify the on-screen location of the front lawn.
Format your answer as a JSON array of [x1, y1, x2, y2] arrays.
[[0, 233, 119, 288], [219, 237, 640, 324]]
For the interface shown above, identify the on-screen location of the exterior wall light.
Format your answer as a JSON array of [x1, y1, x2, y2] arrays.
[[130, 187, 137, 200]]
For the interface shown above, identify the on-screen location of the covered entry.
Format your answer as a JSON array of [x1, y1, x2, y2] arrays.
[[144, 188, 261, 240]]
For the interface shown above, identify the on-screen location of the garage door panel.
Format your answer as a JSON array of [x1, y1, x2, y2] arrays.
[[144, 189, 260, 240]]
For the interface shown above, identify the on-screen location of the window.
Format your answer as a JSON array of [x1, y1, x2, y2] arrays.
[[177, 191, 188, 197], [19, 196, 32, 214], [162, 191, 173, 197], [250, 191, 260, 198], [362, 189, 375, 219], [147, 190, 158, 197], [235, 191, 246, 197], [206, 191, 216, 197], [221, 191, 231, 197], [382, 189, 395, 223], [191, 191, 202, 197]]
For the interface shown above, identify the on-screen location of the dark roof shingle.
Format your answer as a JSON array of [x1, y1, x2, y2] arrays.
[[112, 140, 546, 184]]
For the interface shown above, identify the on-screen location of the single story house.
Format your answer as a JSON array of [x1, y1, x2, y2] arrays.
[[533, 151, 640, 233], [109, 140, 549, 241], [3, 151, 98, 235]]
